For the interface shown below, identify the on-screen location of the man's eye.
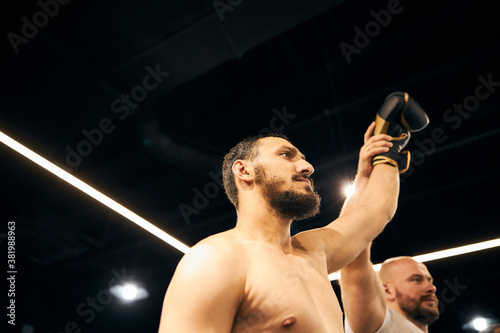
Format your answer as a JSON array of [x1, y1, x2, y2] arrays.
[[281, 152, 290, 158]]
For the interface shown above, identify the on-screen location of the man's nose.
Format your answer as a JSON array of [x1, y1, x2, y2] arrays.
[[425, 281, 437, 294], [297, 159, 314, 175]]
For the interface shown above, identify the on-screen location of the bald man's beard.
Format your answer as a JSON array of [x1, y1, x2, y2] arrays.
[[255, 166, 321, 220], [396, 290, 440, 325]]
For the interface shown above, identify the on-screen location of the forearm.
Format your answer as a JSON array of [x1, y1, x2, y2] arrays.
[[340, 258, 387, 331], [338, 165, 396, 331], [339, 173, 374, 278], [335, 163, 398, 260], [340, 243, 377, 290], [340, 244, 386, 333], [340, 174, 369, 216], [358, 164, 399, 227], [324, 164, 397, 267], [323, 124, 398, 271], [338, 211, 383, 331]]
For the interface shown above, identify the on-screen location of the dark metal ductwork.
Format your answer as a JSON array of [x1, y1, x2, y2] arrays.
[[141, 119, 222, 175]]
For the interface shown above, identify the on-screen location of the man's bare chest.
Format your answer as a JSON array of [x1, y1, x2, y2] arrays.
[[232, 246, 343, 332]]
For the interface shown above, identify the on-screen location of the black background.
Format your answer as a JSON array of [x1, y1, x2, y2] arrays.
[[1, 0, 499, 332]]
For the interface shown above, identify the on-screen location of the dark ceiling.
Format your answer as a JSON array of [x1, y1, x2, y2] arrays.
[[1, 0, 499, 332]]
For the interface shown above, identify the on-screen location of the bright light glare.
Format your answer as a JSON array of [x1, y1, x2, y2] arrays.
[[110, 282, 149, 302], [412, 238, 500, 264], [344, 184, 356, 198], [473, 318, 488, 331], [0, 130, 190, 254], [329, 237, 500, 281], [122, 284, 138, 300]]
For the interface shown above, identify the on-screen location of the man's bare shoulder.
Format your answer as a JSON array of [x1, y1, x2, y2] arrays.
[[194, 229, 247, 252], [176, 230, 248, 277], [160, 230, 247, 332]]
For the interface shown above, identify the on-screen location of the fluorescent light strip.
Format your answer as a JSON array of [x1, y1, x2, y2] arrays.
[[329, 237, 500, 281], [0, 130, 190, 254]]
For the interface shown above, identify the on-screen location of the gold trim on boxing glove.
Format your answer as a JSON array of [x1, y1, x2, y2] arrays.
[[400, 92, 411, 131], [391, 132, 408, 141], [372, 156, 398, 168], [372, 150, 411, 173], [399, 150, 411, 174], [374, 114, 390, 135]]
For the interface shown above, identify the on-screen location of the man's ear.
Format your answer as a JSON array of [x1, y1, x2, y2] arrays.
[[383, 283, 395, 302], [232, 160, 254, 184]]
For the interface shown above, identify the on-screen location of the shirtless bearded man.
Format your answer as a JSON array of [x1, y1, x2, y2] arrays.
[[158, 93, 427, 332]]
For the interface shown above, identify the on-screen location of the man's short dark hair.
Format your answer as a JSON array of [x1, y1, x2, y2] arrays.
[[222, 133, 291, 208]]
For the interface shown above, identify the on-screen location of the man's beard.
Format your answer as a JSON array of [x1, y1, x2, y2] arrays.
[[396, 290, 440, 325], [255, 166, 321, 220]]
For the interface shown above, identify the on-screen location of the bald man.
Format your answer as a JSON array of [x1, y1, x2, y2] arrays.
[[340, 248, 439, 332]]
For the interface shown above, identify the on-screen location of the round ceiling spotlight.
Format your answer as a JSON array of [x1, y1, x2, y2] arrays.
[[110, 282, 149, 303], [474, 318, 489, 331], [462, 317, 498, 332]]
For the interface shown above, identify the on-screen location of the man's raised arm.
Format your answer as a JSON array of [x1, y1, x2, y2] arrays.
[[336, 127, 388, 333], [321, 133, 399, 272], [319, 92, 428, 272], [336, 93, 429, 332], [340, 243, 386, 333]]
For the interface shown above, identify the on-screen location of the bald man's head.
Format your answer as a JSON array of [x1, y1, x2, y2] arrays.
[[379, 256, 423, 283], [379, 257, 439, 327]]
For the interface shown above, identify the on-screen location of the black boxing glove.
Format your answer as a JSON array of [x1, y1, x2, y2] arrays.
[[373, 92, 429, 173]]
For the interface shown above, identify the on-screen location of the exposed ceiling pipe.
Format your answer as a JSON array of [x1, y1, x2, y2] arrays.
[[141, 119, 222, 175], [103, 0, 349, 101]]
